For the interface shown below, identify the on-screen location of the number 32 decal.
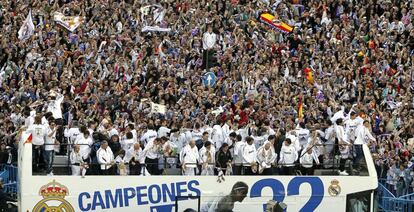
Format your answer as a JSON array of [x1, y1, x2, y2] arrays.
[[250, 177, 324, 212]]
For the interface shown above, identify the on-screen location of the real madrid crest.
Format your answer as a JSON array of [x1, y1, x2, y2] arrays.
[[32, 180, 75, 212], [328, 179, 341, 197]]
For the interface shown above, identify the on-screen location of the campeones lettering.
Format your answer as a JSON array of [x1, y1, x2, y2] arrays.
[[78, 180, 201, 211]]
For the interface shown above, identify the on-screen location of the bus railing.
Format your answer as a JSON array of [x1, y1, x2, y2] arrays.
[[23, 142, 371, 176]]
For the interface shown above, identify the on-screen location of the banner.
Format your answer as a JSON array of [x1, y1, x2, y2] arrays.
[[53, 12, 83, 32], [18, 10, 35, 41], [141, 26, 171, 33], [150, 102, 166, 114], [259, 12, 293, 34]]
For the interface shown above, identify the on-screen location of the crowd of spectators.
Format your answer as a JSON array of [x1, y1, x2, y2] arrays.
[[0, 0, 414, 197]]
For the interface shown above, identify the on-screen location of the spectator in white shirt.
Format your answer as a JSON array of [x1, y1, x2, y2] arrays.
[[242, 136, 257, 175], [26, 115, 47, 173], [96, 141, 115, 175], [257, 141, 277, 175], [181, 139, 200, 176], [199, 141, 216, 176], [353, 120, 376, 171], [279, 138, 298, 175], [300, 147, 320, 175], [125, 143, 143, 175], [203, 26, 217, 50]]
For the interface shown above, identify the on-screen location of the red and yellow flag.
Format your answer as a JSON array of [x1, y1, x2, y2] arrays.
[[304, 67, 314, 84], [298, 96, 304, 120]]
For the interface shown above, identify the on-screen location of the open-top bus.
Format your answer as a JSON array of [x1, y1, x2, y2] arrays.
[[18, 133, 377, 212]]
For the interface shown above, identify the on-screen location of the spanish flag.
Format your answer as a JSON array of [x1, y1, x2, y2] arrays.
[[298, 96, 304, 120], [304, 67, 314, 84], [259, 12, 294, 34]]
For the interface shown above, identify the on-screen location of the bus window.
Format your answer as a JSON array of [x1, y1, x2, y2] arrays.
[[346, 190, 372, 212]]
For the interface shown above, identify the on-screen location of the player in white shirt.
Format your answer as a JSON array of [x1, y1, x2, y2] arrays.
[[324, 120, 336, 157], [252, 127, 268, 150], [344, 112, 364, 143], [74, 130, 93, 162], [121, 132, 135, 152], [192, 122, 204, 142], [353, 120, 376, 171], [242, 136, 257, 175], [157, 120, 171, 138], [180, 140, 200, 176], [232, 134, 245, 175], [178, 126, 193, 152], [212, 122, 225, 149], [140, 124, 157, 148], [124, 143, 143, 175], [64, 121, 81, 145], [256, 141, 277, 175], [335, 118, 351, 175], [26, 115, 47, 172], [96, 141, 115, 175], [142, 138, 162, 175], [279, 138, 298, 175], [300, 147, 320, 175], [70, 145, 87, 176], [44, 120, 58, 175], [199, 141, 216, 176], [296, 122, 310, 150]]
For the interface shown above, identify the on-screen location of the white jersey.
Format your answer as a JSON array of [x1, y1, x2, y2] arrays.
[[242, 144, 257, 166], [45, 126, 56, 151], [180, 145, 200, 168], [157, 126, 171, 138], [46, 94, 64, 119], [64, 127, 81, 144], [178, 130, 192, 150], [233, 141, 246, 165], [74, 137, 93, 160], [212, 125, 225, 149], [192, 129, 203, 141], [296, 128, 310, 147], [140, 130, 157, 146], [344, 117, 363, 141], [279, 145, 298, 167], [27, 124, 47, 146]]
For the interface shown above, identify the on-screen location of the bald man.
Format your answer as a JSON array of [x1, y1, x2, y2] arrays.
[[180, 140, 200, 176], [125, 143, 143, 175]]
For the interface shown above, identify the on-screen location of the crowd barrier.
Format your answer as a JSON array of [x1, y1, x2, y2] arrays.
[[0, 164, 18, 198], [377, 178, 414, 212]]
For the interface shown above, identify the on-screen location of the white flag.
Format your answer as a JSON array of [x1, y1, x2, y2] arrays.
[[18, 10, 35, 41], [53, 12, 83, 32], [150, 102, 166, 114]]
